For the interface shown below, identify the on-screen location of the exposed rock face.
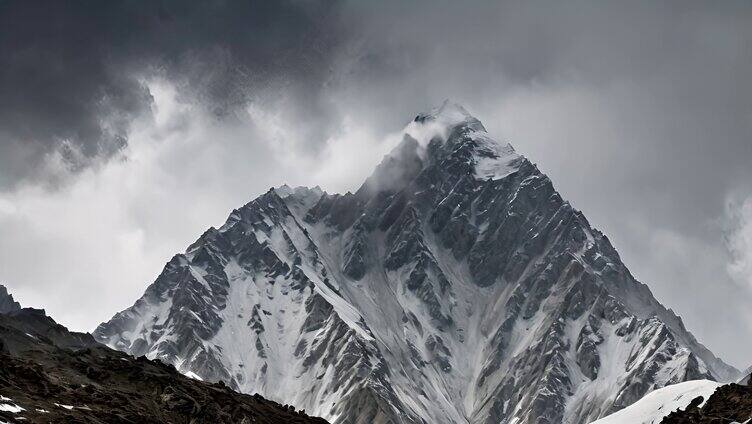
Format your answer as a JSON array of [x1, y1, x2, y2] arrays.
[[0, 295, 329, 424], [0, 284, 21, 314], [94, 102, 737, 424]]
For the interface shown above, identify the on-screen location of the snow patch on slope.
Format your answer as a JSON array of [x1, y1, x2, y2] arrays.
[[0, 402, 24, 414], [472, 132, 521, 181], [590, 380, 721, 424]]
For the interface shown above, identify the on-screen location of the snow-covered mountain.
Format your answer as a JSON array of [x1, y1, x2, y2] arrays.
[[94, 102, 737, 424]]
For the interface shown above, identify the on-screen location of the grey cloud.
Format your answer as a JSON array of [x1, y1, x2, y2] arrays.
[[0, 0, 346, 187]]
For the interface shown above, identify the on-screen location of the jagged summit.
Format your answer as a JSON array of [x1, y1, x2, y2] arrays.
[[274, 184, 324, 199], [378, 101, 523, 190], [0, 284, 21, 314], [95, 104, 736, 424], [414, 100, 483, 130]]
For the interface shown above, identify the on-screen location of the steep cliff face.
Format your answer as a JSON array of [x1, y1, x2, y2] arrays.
[[95, 102, 736, 424]]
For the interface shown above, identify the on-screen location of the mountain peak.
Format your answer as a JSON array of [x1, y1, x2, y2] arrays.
[[406, 101, 523, 182], [415, 99, 480, 125]]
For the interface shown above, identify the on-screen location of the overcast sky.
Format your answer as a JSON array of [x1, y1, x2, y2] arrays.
[[0, 1, 751, 367]]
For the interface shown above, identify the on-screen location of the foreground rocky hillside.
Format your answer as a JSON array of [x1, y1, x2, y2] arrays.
[[0, 285, 329, 424], [95, 102, 737, 424]]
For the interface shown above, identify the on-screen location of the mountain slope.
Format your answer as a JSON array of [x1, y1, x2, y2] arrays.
[[95, 102, 736, 424], [0, 287, 330, 424]]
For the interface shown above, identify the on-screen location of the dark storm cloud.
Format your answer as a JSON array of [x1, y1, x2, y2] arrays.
[[0, 0, 344, 187]]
